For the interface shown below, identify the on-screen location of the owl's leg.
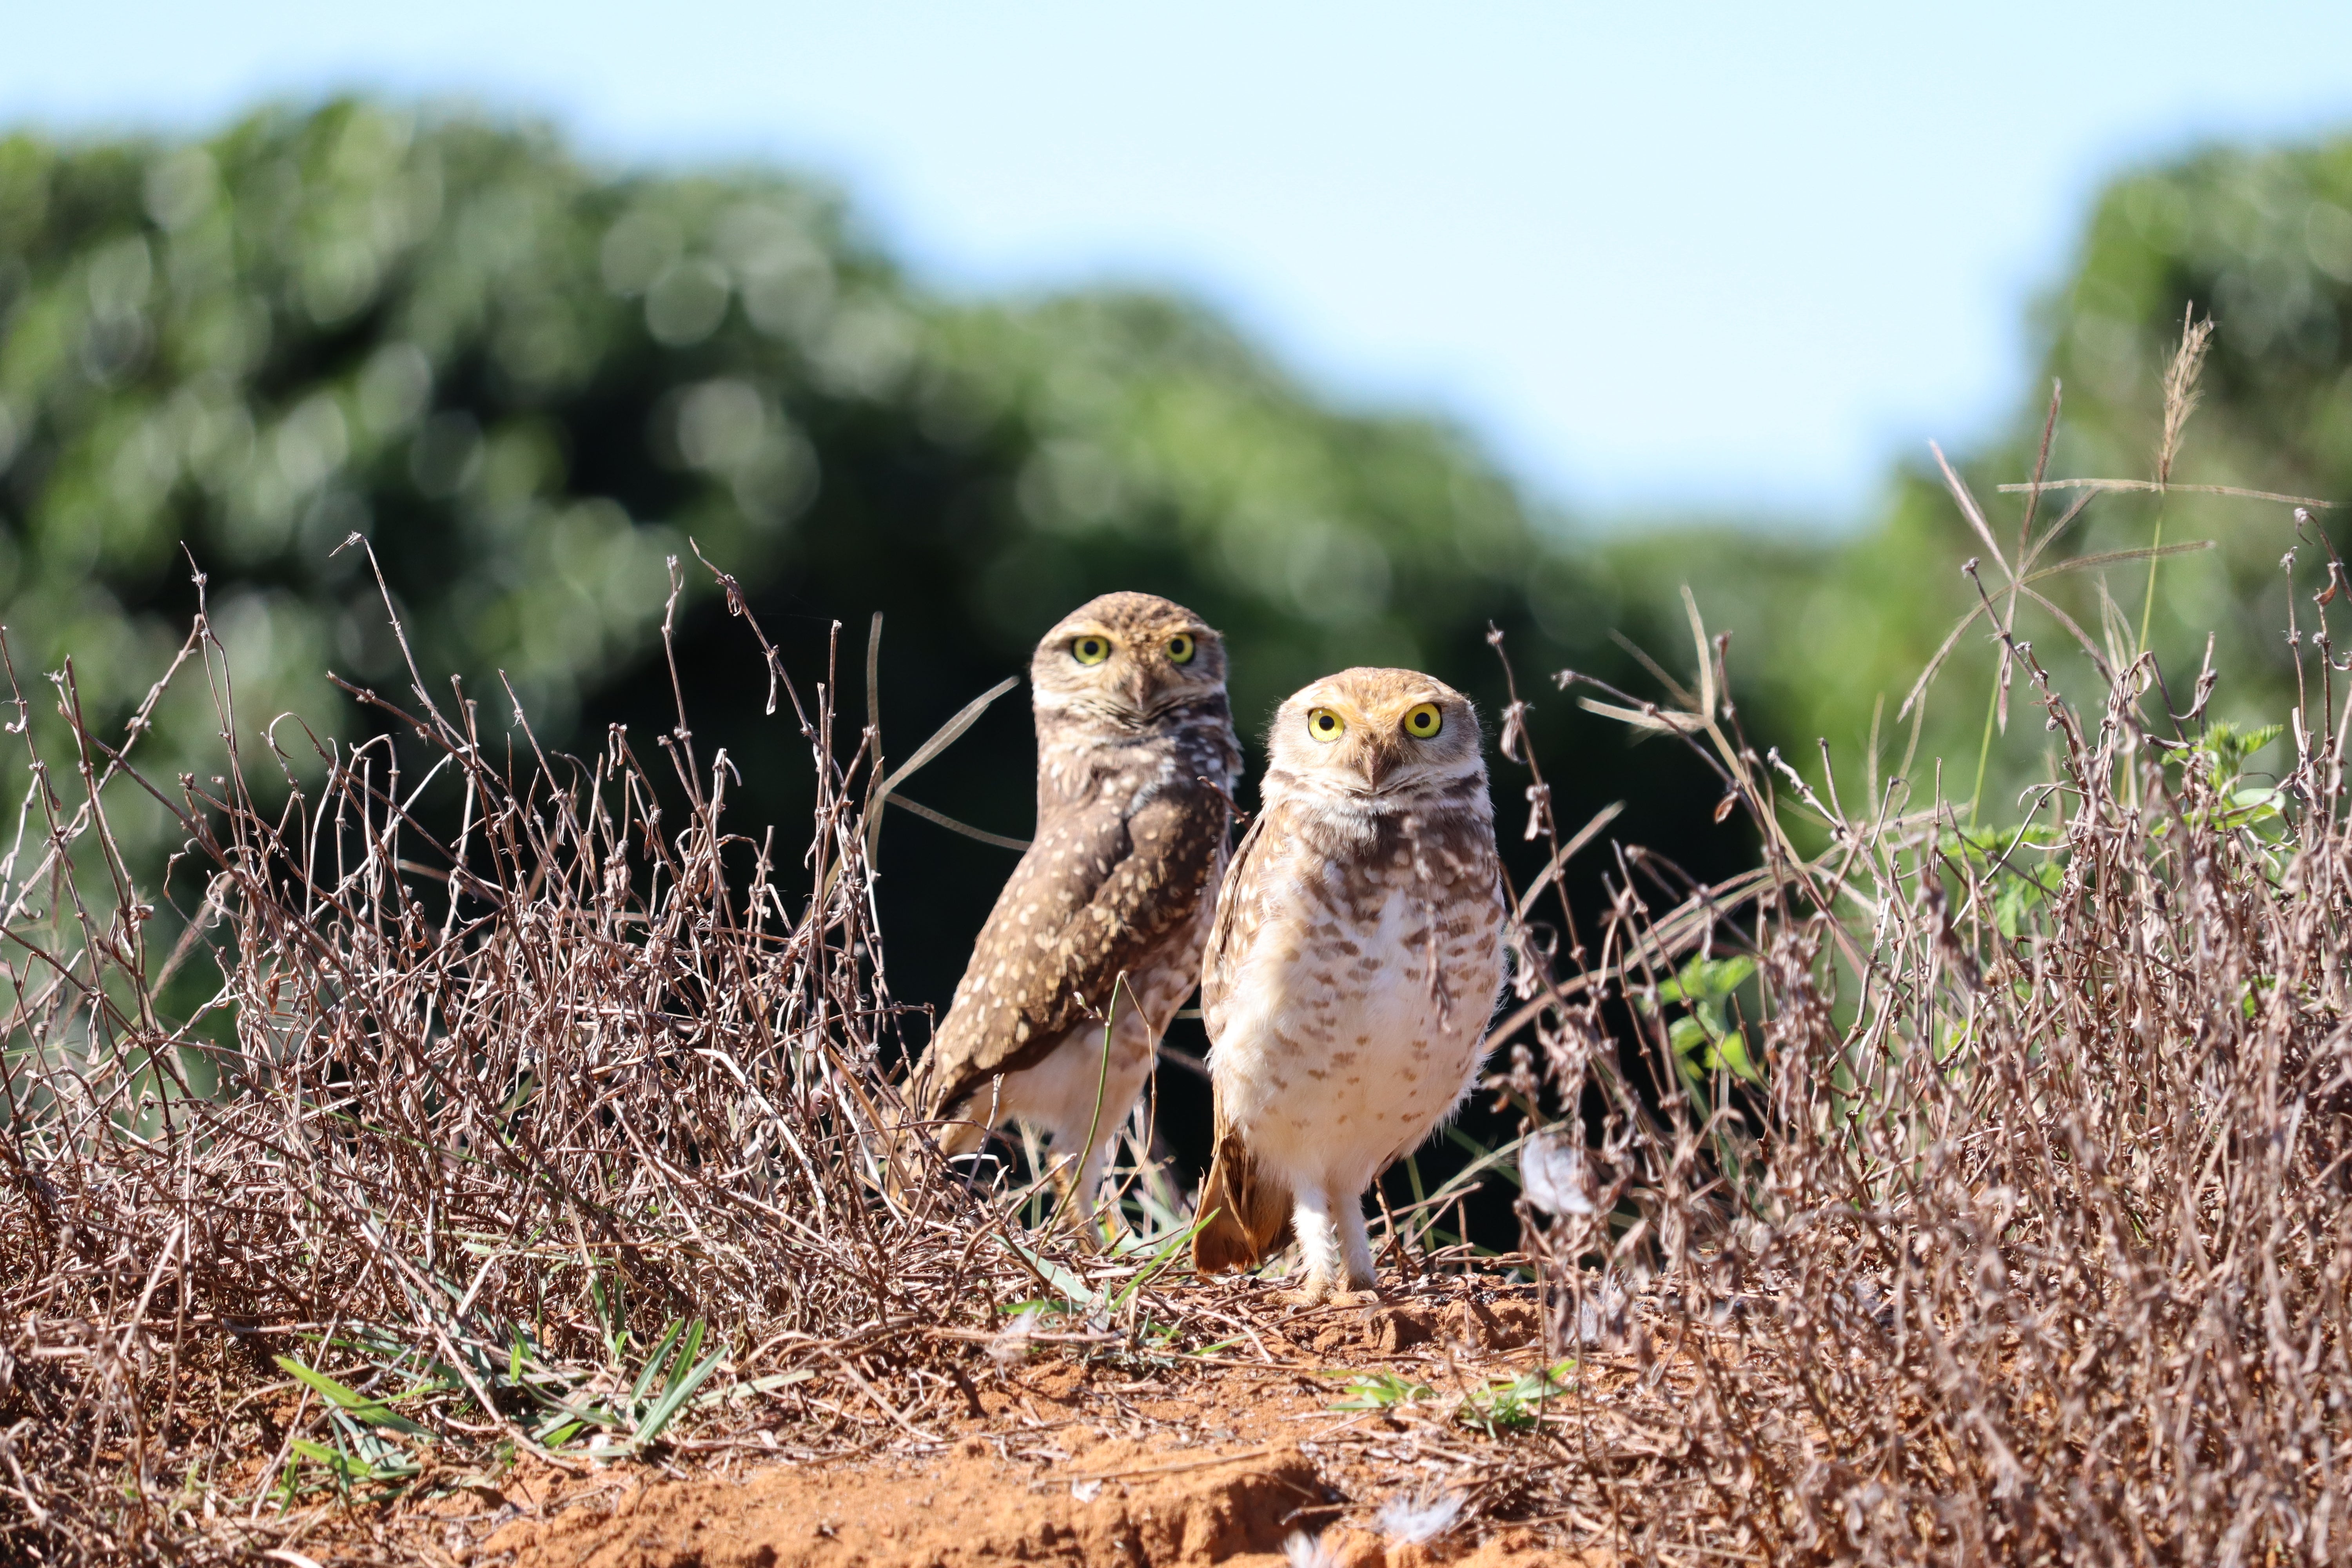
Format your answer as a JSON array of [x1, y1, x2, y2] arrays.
[[1336, 1191, 1379, 1295], [1058, 1057, 1157, 1247], [1047, 1012, 1160, 1245], [1282, 1183, 1345, 1305], [1271, 1185, 1381, 1307]]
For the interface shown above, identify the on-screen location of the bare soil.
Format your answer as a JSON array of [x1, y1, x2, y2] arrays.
[[406, 1279, 1595, 1568]]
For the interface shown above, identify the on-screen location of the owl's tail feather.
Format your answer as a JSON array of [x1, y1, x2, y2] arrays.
[[882, 1078, 985, 1207], [1193, 1126, 1294, 1274]]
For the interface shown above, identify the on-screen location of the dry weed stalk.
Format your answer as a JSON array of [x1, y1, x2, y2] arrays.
[[5, 461, 2350, 1566], [0, 555, 1137, 1563], [1508, 489, 2352, 1561]]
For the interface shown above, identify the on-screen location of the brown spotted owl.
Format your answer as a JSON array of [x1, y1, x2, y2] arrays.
[[1192, 667, 1505, 1303], [911, 592, 1241, 1223]]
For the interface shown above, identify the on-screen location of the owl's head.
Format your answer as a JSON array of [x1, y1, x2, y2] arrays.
[[1266, 667, 1485, 804], [1031, 592, 1228, 726]]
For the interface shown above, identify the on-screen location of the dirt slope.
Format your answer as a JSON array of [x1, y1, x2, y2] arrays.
[[445, 1284, 1589, 1568]]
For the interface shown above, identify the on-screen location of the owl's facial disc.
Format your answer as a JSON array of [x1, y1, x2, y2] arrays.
[[1270, 668, 1483, 801], [1029, 593, 1227, 726]]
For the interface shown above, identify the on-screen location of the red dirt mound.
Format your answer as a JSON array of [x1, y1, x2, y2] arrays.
[[479, 1440, 1564, 1568], [450, 1282, 1582, 1568]]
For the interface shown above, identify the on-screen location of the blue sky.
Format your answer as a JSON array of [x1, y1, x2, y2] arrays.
[[7, 3, 2352, 524]]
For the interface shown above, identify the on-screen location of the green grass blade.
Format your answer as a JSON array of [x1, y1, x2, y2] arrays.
[[274, 1356, 437, 1440], [1004, 1237, 1096, 1307], [630, 1318, 687, 1408], [1111, 1212, 1211, 1310], [632, 1348, 724, 1447], [1444, 1125, 1525, 1189]]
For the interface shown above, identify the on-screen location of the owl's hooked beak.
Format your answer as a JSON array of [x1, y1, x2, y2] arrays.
[[1116, 664, 1159, 719], [1359, 735, 1407, 792]]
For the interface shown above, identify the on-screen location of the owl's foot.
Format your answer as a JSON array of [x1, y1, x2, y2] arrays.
[[1270, 1279, 1383, 1310]]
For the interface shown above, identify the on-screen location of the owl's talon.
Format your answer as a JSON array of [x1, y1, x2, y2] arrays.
[[1269, 1281, 1383, 1311]]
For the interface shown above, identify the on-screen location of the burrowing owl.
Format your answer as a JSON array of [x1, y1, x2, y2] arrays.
[[1192, 667, 1505, 1302], [912, 592, 1241, 1223]]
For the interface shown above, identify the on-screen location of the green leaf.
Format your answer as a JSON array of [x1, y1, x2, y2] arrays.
[[2241, 975, 2280, 1020], [1005, 1238, 1099, 1309], [1655, 954, 1756, 1006], [2190, 719, 2285, 784], [589, 1272, 626, 1357], [1993, 877, 2042, 938], [1111, 1213, 1212, 1310], [1457, 1361, 1574, 1437], [287, 1436, 418, 1487], [1706, 1029, 1763, 1085], [1443, 1123, 1524, 1189], [1328, 1371, 1434, 1410], [691, 1369, 813, 1411]]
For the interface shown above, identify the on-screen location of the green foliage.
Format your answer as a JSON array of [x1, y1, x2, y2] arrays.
[[1327, 1361, 1576, 1438], [1457, 1361, 1576, 1438], [2176, 717, 2284, 786], [1640, 953, 1760, 1085], [0, 99, 1605, 768], [0, 100, 1742, 1073], [274, 1356, 437, 1441], [1990, 858, 2066, 941], [2156, 718, 2291, 844], [272, 1313, 731, 1497], [6, 105, 2347, 873], [1642, 140, 2352, 848], [1942, 824, 2068, 940], [273, 1355, 433, 1499], [1328, 1369, 1436, 1412]]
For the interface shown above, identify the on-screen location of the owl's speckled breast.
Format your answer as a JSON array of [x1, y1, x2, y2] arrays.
[[1205, 798, 1505, 1199]]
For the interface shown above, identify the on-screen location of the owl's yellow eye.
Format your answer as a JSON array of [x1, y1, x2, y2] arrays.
[[1166, 633, 1196, 665], [1307, 707, 1346, 743], [1403, 702, 1443, 739], [1071, 635, 1111, 666]]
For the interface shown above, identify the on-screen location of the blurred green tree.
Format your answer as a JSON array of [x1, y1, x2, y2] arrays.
[[14, 102, 2350, 1007], [0, 103, 1740, 1146], [16, 100, 2347, 1230], [1681, 140, 2352, 828]]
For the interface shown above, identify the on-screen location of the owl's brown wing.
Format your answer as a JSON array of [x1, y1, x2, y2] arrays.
[[921, 778, 1229, 1118], [1192, 806, 1295, 1272], [1198, 805, 1272, 1022]]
